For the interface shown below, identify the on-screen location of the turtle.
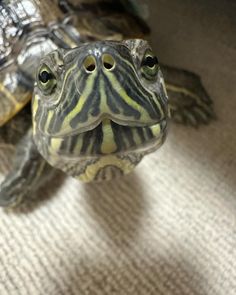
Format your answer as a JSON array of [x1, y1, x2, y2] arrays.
[[0, 0, 215, 207]]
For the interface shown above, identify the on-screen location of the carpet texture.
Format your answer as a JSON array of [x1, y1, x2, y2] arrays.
[[1, 0, 236, 294]]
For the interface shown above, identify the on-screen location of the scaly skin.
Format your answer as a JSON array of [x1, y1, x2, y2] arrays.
[[32, 39, 169, 181]]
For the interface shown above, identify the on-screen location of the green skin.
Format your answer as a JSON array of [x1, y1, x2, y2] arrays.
[[0, 1, 215, 207], [32, 39, 169, 182]]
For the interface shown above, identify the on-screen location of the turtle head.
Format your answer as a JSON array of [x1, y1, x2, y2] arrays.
[[32, 39, 169, 172]]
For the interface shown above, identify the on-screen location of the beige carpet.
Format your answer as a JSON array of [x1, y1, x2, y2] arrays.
[[1, 1, 236, 294]]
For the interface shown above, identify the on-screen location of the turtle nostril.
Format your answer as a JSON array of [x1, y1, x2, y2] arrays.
[[86, 64, 96, 71], [83, 56, 96, 73], [102, 54, 115, 71], [104, 62, 113, 70]]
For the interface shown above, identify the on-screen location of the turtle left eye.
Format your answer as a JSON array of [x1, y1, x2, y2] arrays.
[[38, 70, 54, 83], [38, 65, 57, 94]]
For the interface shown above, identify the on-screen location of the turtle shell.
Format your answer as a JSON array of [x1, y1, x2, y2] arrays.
[[0, 0, 149, 127]]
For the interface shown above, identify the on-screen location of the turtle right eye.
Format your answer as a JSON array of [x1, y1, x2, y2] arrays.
[[142, 56, 159, 68], [141, 50, 159, 80], [37, 65, 57, 94]]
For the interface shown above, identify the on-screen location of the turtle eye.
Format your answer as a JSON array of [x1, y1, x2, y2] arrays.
[[141, 51, 159, 80], [39, 71, 53, 83], [142, 56, 158, 68], [37, 65, 57, 94]]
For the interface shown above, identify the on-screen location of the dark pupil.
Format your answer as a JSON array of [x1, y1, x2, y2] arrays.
[[143, 56, 158, 68], [39, 71, 52, 83]]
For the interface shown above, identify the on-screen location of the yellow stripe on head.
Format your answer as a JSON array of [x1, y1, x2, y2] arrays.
[[61, 72, 97, 131]]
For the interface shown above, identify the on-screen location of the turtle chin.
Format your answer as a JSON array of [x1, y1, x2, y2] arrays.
[[33, 118, 168, 182]]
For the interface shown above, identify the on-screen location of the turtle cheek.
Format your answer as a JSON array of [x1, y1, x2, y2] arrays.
[[32, 94, 39, 136], [32, 89, 54, 140]]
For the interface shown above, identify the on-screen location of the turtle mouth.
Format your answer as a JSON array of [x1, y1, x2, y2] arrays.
[[47, 118, 168, 158]]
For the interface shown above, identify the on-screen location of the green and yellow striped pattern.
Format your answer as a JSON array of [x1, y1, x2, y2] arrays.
[[32, 40, 169, 182]]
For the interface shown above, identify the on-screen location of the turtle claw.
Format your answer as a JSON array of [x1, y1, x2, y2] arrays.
[[0, 129, 55, 208], [161, 64, 216, 127], [171, 102, 216, 127], [0, 181, 24, 208]]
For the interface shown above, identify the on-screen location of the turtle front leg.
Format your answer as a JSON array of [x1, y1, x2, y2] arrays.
[[161, 64, 216, 127], [0, 129, 55, 207]]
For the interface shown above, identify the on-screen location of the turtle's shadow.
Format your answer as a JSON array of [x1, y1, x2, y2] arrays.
[[63, 251, 208, 295], [170, 120, 236, 193], [81, 171, 146, 247]]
